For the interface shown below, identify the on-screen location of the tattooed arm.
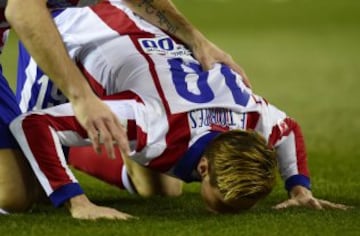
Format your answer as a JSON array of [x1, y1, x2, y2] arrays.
[[123, 0, 250, 87]]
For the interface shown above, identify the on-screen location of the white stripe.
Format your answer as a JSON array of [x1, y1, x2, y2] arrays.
[[121, 165, 136, 194], [57, 130, 91, 146], [50, 128, 78, 183], [276, 132, 299, 180], [9, 116, 54, 196], [0, 208, 9, 215], [19, 58, 39, 112], [109, 0, 166, 36]]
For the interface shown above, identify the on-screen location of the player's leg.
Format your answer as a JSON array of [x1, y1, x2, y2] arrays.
[[0, 149, 42, 212], [69, 146, 130, 190], [0, 68, 40, 212], [69, 147, 183, 197], [124, 155, 183, 197], [9, 102, 135, 219]]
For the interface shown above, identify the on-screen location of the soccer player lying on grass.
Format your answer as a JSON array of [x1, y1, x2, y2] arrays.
[[11, 1, 348, 219]]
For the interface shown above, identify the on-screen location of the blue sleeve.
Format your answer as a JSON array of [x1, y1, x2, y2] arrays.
[[49, 183, 84, 207], [285, 174, 311, 192]]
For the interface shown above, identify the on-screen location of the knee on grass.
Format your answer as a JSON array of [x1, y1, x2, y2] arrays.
[[0, 149, 38, 212]]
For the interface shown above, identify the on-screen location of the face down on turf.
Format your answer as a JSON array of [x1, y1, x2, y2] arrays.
[[197, 130, 277, 213]]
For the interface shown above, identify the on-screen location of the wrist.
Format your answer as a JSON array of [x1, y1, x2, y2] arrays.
[[65, 194, 90, 212], [67, 81, 95, 105], [285, 174, 311, 192], [183, 29, 206, 50], [289, 185, 312, 198]]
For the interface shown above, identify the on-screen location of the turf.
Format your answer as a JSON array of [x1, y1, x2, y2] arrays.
[[0, 0, 359, 235]]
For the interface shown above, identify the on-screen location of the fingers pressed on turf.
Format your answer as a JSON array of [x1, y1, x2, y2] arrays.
[[319, 200, 352, 210], [308, 198, 323, 210], [273, 199, 297, 209]]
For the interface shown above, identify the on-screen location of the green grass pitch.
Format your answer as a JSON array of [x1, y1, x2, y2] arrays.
[[0, 0, 359, 235]]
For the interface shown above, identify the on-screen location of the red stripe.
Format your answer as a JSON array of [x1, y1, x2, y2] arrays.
[[90, 1, 145, 35], [77, 62, 107, 97], [126, 120, 137, 141], [129, 35, 172, 113], [69, 146, 126, 189], [92, 3, 191, 171], [90, 2, 168, 112], [127, 35, 190, 171], [102, 91, 147, 150], [149, 113, 190, 171], [268, 117, 309, 177], [246, 112, 260, 130], [22, 114, 86, 190]]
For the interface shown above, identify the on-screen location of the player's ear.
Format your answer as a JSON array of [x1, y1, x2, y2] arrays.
[[197, 156, 209, 179]]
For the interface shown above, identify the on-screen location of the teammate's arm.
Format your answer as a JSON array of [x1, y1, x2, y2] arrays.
[[123, 0, 250, 87], [5, 0, 130, 158]]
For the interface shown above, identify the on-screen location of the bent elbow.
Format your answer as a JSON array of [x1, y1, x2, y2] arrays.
[[5, 0, 43, 27], [5, 0, 22, 27]]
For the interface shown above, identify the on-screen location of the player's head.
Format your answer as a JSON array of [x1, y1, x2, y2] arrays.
[[197, 130, 277, 213]]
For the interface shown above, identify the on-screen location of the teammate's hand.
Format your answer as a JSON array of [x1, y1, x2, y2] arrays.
[[67, 195, 136, 220], [71, 94, 130, 159], [273, 185, 351, 210], [190, 36, 251, 88]]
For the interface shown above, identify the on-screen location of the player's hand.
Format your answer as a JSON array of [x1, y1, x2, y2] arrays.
[[71, 94, 130, 159], [67, 195, 137, 220], [273, 185, 351, 210], [190, 36, 251, 88]]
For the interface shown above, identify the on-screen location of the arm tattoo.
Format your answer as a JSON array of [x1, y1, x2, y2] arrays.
[[137, 0, 178, 34]]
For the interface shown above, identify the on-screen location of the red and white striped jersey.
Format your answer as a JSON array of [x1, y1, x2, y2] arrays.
[[11, 0, 310, 207], [21, 0, 264, 113]]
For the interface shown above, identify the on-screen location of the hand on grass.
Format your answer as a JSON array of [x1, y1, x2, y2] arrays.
[[66, 194, 136, 220], [273, 186, 351, 210]]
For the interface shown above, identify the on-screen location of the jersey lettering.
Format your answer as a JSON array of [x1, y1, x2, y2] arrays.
[[33, 75, 67, 110], [168, 58, 250, 106], [189, 108, 239, 129], [169, 59, 214, 103]]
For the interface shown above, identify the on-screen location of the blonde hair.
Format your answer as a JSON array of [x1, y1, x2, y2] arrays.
[[204, 130, 277, 207]]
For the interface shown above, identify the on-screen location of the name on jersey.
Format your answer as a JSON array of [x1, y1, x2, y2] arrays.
[[139, 36, 191, 57], [189, 108, 245, 129]]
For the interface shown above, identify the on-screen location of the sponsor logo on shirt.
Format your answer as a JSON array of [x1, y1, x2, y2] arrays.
[[139, 36, 191, 57]]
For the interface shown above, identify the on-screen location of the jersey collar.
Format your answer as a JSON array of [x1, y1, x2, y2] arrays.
[[173, 131, 221, 182]]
